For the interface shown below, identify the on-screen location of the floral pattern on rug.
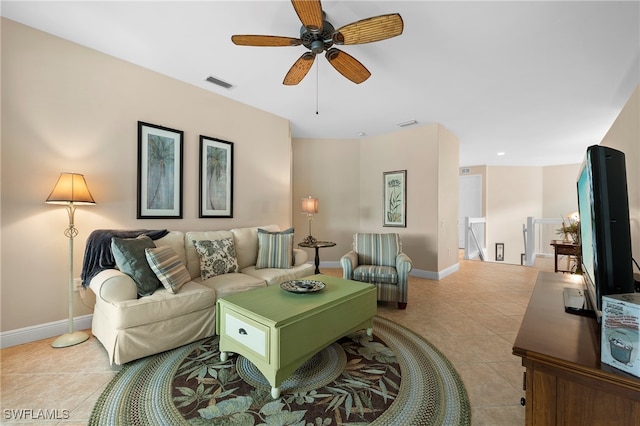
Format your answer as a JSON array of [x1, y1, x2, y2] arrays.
[[172, 331, 401, 425]]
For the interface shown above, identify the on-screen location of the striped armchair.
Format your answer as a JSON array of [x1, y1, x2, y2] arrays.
[[340, 233, 412, 309]]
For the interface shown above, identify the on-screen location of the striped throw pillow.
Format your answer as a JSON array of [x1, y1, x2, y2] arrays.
[[255, 228, 294, 269], [145, 246, 191, 294]]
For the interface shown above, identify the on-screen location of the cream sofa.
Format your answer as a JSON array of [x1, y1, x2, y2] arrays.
[[89, 225, 314, 364]]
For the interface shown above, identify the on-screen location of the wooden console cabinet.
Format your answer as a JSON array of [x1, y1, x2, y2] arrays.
[[513, 272, 640, 425]]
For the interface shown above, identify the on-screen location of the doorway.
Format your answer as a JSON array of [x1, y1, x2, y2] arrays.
[[458, 174, 483, 248]]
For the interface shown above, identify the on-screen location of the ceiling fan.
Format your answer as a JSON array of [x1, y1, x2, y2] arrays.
[[231, 0, 403, 85]]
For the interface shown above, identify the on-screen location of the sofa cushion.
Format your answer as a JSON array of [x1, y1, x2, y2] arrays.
[[193, 238, 239, 280], [145, 246, 191, 294], [154, 231, 186, 265], [111, 235, 160, 297], [230, 225, 279, 270], [196, 272, 266, 299], [184, 230, 234, 279], [106, 281, 216, 329], [255, 228, 294, 269], [241, 264, 314, 286]]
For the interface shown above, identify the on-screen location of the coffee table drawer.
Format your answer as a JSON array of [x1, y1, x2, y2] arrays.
[[223, 310, 269, 359]]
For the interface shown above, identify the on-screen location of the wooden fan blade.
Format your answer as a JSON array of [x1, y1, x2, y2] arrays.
[[231, 35, 301, 47], [335, 13, 403, 45], [283, 52, 316, 85], [325, 48, 370, 84], [291, 0, 323, 32]]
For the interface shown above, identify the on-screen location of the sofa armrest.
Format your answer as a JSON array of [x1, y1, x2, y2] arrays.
[[292, 248, 308, 267], [396, 253, 413, 278], [90, 269, 138, 303], [340, 250, 358, 279]]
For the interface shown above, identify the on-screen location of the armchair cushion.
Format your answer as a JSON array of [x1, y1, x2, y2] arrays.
[[354, 233, 401, 267], [353, 265, 398, 284]]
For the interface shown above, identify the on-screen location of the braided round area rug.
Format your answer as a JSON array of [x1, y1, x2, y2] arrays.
[[89, 316, 470, 425]]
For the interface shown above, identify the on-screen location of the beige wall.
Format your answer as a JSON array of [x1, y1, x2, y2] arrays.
[[293, 124, 460, 275], [486, 166, 543, 264], [437, 125, 461, 270], [1, 19, 294, 332], [601, 84, 639, 263], [292, 138, 360, 263]]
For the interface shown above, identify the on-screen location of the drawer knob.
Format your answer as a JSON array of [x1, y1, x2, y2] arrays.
[[238, 328, 247, 335]]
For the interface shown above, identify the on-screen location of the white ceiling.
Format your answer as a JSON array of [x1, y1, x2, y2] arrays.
[[3, 1, 639, 166]]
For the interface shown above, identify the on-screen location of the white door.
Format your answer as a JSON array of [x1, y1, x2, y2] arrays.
[[458, 175, 482, 248]]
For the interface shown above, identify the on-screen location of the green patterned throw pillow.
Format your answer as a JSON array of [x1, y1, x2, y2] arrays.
[[193, 238, 239, 280], [111, 235, 160, 297], [145, 246, 191, 294], [255, 228, 294, 269]]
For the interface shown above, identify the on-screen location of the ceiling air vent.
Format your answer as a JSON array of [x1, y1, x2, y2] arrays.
[[205, 75, 234, 89], [396, 119, 417, 127]]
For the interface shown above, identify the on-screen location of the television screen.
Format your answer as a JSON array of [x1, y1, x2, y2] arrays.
[[577, 145, 634, 321], [577, 165, 596, 303]]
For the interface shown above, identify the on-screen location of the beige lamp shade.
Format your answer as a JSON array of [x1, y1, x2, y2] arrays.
[[301, 197, 318, 214], [46, 173, 96, 205]]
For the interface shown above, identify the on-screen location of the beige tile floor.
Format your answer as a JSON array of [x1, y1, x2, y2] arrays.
[[0, 254, 554, 425]]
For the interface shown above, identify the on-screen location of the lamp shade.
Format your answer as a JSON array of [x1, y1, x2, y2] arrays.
[[301, 197, 318, 214], [46, 173, 96, 205]]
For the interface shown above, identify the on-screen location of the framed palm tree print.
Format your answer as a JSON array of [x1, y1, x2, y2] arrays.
[[383, 170, 407, 227], [199, 135, 233, 218], [137, 121, 183, 219]]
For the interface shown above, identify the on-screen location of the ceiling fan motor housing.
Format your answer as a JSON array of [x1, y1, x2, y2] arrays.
[[300, 20, 335, 54]]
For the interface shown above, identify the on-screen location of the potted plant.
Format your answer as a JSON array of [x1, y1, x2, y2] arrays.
[[556, 214, 580, 244]]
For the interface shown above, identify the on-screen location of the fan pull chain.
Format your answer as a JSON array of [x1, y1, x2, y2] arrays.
[[315, 58, 319, 115]]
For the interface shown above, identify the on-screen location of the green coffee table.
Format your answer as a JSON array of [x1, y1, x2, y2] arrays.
[[216, 274, 377, 398]]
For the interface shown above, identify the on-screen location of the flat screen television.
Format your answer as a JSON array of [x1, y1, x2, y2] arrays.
[[576, 144, 635, 321]]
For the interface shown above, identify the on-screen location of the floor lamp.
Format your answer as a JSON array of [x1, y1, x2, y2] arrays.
[[301, 196, 318, 245], [46, 173, 96, 348]]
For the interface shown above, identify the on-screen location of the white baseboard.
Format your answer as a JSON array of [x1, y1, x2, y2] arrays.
[[319, 261, 342, 269], [411, 263, 459, 280], [0, 314, 93, 349]]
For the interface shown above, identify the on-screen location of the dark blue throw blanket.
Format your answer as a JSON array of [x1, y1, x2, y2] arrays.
[[80, 229, 169, 288]]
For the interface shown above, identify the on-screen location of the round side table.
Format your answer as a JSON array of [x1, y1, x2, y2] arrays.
[[298, 241, 336, 274]]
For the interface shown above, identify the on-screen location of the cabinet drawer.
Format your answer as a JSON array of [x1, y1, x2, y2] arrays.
[[224, 311, 269, 359]]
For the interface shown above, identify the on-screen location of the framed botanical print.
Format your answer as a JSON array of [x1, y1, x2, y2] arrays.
[[383, 170, 407, 227], [137, 121, 183, 219], [199, 135, 233, 218]]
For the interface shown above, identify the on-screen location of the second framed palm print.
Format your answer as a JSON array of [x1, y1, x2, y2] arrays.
[[199, 135, 233, 218]]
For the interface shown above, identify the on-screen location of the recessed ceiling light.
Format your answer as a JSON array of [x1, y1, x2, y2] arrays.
[[357, 132, 366, 137], [396, 119, 418, 127], [497, 152, 506, 156]]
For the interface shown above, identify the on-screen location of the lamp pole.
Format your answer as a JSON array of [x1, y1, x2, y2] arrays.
[[51, 202, 89, 348]]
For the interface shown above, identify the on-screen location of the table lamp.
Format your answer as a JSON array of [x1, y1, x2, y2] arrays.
[[301, 196, 318, 245]]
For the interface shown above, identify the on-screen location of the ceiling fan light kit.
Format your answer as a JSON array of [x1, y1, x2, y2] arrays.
[[231, 0, 403, 85]]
